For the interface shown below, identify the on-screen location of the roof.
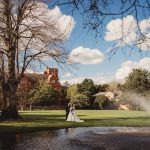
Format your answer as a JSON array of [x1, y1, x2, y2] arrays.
[[25, 73, 49, 81], [24, 72, 61, 88], [93, 91, 118, 96], [93, 90, 122, 99], [93, 92, 107, 97]]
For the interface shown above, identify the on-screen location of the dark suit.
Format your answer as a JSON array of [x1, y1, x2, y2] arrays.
[[65, 100, 70, 120]]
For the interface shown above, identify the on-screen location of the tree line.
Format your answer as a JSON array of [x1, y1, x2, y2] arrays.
[[22, 68, 150, 110], [1, 68, 150, 111]]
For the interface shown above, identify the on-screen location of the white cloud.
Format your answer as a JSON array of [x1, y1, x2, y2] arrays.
[[60, 77, 84, 84], [60, 74, 114, 85], [116, 57, 150, 81], [139, 18, 150, 33], [62, 72, 73, 78], [19, 3, 75, 51], [25, 68, 43, 74], [105, 15, 150, 51], [68, 46, 105, 64], [105, 16, 137, 43], [25, 69, 35, 74], [47, 6, 75, 39], [137, 18, 150, 51], [137, 36, 150, 51]]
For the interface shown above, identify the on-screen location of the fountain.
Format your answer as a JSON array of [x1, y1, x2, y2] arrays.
[[123, 92, 150, 113]]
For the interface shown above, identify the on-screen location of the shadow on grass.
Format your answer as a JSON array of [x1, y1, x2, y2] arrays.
[[83, 116, 150, 126], [0, 116, 150, 135], [19, 114, 87, 121], [0, 125, 54, 135]]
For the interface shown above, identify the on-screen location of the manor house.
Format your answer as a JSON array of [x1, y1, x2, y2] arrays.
[[17, 67, 61, 109]]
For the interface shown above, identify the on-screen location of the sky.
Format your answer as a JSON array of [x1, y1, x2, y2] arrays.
[[28, 1, 150, 85]]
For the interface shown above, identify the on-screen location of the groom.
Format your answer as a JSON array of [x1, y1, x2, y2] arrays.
[[64, 99, 70, 120]]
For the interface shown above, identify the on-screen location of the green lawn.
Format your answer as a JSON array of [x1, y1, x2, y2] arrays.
[[0, 110, 150, 134]]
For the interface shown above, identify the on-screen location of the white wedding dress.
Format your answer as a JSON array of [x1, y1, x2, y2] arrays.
[[67, 106, 84, 122]]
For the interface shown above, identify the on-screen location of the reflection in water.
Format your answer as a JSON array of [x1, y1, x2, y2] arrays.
[[0, 134, 21, 150], [1, 127, 150, 150], [16, 135, 21, 143]]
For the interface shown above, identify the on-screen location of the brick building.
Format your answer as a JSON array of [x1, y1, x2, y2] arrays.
[[17, 67, 61, 110], [44, 67, 61, 90]]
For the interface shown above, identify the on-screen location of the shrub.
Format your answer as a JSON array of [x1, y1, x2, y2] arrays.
[[94, 95, 110, 109]]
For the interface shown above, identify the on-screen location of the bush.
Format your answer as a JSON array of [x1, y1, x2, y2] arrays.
[[94, 95, 111, 109]]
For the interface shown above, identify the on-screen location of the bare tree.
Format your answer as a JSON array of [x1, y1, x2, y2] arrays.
[[0, 0, 74, 120], [57, 0, 150, 55]]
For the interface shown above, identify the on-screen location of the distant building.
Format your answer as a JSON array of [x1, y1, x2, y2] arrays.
[[44, 67, 61, 90], [93, 90, 131, 110], [17, 67, 61, 110], [93, 90, 122, 101], [18, 67, 61, 90]]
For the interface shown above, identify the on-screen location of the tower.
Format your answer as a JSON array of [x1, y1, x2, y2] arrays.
[[44, 67, 61, 90]]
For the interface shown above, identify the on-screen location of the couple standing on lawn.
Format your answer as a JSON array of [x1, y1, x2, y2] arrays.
[[65, 100, 84, 122]]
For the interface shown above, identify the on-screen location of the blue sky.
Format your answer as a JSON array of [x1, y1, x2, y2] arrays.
[[31, 1, 150, 85], [59, 2, 150, 84]]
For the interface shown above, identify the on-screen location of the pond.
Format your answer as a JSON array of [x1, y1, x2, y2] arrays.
[[1, 127, 150, 150]]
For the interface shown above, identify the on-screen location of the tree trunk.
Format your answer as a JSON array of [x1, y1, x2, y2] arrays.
[[57, 95, 61, 109], [1, 105, 20, 120], [0, 83, 22, 120], [29, 102, 32, 111], [0, 55, 21, 120], [21, 104, 24, 111], [0, 1, 21, 120], [1, 92, 21, 120]]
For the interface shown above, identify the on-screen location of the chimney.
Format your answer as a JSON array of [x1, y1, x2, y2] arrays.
[[44, 67, 50, 75]]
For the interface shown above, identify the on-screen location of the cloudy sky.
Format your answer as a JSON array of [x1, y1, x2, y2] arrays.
[[28, 2, 150, 85]]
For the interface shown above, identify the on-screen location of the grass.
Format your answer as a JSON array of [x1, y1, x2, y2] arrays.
[[0, 110, 150, 134]]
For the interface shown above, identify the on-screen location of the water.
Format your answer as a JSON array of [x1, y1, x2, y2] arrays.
[[1, 127, 150, 150]]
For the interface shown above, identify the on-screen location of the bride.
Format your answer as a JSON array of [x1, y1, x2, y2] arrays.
[[67, 104, 84, 122]]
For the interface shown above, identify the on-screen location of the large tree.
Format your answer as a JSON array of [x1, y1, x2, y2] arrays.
[[71, 93, 90, 108], [67, 84, 79, 100], [124, 68, 150, 110], [29, 81, 58, 109], [124, 68, 150, 94], [0, 0, 74, 120], [81, 79, 95, 92], [80, 79, 97, 107]]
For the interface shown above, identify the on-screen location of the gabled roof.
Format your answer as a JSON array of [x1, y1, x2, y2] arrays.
[[24, 73, 48, 82], [22, 68, 61, 90], [93, 90, 122, 98], [93, 92, 107, 97]]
